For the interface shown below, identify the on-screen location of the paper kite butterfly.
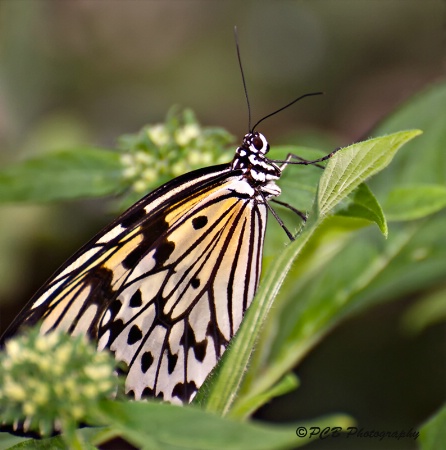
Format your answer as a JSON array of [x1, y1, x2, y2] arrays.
[[0, 39, 339, 409]]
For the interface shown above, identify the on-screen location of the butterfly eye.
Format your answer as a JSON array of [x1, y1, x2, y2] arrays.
[[252, 136, 263, 151]]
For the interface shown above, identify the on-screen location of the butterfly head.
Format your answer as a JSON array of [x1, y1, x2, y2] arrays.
[[231, 131, 282, 187], [233, 132, 270, 168], [243, 132, 270, 155]]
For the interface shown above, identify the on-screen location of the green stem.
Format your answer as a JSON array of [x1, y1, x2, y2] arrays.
[[203, 211, 321, 415]]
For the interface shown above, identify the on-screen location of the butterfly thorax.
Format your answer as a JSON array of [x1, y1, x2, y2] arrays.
[[231, 131, 282, 198]]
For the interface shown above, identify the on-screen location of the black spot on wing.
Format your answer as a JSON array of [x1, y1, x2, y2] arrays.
[[141, 387, 154, 398], [129, 289, 142, 308], [127, 324, 143, 345], [192, 216, 208, 229], [141, 351, 154, 373], [206, 320, 229, 357], [110, 299, 122, 315], [194, 340, 207, 363], [172, 381, 197, 403], [122, 215, 171, 270], [122, 244, 148, 270], [121, 207, 146, 228], [141, 387, 164, 400], [191, 277, 200, 289], [181, 320, 208, 363], [153, 241, 175, 266], [103, 318, 125, 345], [167, 349, 178, 374]]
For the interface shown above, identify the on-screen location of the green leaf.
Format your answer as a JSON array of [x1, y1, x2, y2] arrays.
[[401, 288, 446, 335], [201, 131, 420, 416], [336, 183, 387, 237], [317, 130, 423, 217], [4, 435, 79, 449], [228, 373, 300, 420], [96, 400, 352, 450], [1, 427, 111, 449], [0, 433, 30, 450], [4, 436, 67, 449], [370, 81, 446, 194], [383, 184, 446, 221], [0, 148, 124, 203], [419, 404, 446, 450]]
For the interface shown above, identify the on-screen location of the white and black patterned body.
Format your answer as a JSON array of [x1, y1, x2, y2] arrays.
[[0, 132, 284, 405]]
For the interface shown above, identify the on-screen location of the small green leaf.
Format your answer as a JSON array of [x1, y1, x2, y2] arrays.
[[419, 404, 446, 450], [0, 148, 124, 203], [229, 373, 300, 420], [383, 184, 446, 221], [318, 130, 423, 217], [336, 183, 388, 237]]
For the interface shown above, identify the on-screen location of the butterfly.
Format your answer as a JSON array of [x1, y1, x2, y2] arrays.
[[0, 125, 339, 406], [0, 36, 340, 410]]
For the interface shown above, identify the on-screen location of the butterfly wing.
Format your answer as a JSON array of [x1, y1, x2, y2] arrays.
[[1, 163, 268, 403]]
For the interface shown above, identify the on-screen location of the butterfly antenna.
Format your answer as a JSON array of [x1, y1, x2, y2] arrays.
[[234, 26, 252, 132], [252, 91, 324, 131]]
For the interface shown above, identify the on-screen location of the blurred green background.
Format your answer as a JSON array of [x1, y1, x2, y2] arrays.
[[0, 2, 444, 449]]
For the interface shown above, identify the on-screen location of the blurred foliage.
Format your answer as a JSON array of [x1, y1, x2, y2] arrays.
[[419, 404, 446, 450], [0, 401, 352, 450], [0, 2, 445, 449], [0, 329, 118, 442], [0, 120, 421, 448], [0, 108, 233, 205]]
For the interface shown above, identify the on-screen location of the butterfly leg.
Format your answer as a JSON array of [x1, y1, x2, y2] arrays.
[[270, 198, 307, 222], [259, 191, 295, 241], [288, 154, 325, 169], [265, 202, 295, 241], [275, 147, 342, 170], [290, 147, 342, 166], [276, 153, 324, 171]]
